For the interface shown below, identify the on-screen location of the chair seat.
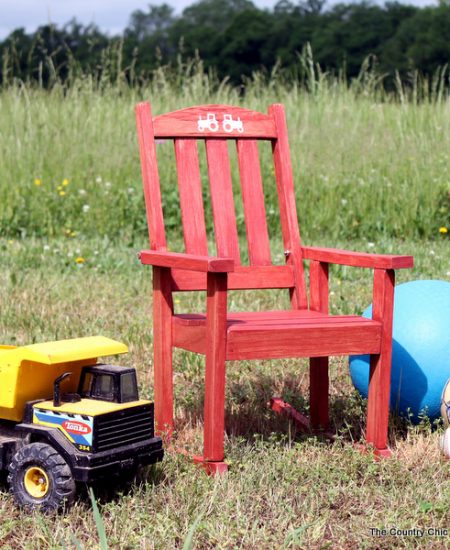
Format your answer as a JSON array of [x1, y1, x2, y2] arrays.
[[173, 310, 382, 360]]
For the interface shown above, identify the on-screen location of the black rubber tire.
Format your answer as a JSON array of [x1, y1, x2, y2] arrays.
[[8, 442, 76, 511]]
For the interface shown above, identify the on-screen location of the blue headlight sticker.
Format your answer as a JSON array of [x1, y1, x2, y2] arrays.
[[33, 409, 94, 446]]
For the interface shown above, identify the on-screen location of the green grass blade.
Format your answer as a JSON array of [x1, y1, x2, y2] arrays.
[[89, 487, 109, 550], [182, 513, 204, 550]]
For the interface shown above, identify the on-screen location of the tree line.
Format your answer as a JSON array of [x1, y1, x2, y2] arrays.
[[1, 0, 449, 87]]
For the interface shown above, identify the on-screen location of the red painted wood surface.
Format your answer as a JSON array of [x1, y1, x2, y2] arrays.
[[170, 265, 295, 291], [366, 269, 395, 451], [135, 100, 414, 468], [174, 139, 209, 255], [193, 455, 229, 474], [135, 102, 167, 250], [227, 321, 381, 360], [172, 310, 382, 359], [153, 104, 277, 139], [269, 104, 307, 309], [270, 397, 311, 432], [270, 398, 336, 441], [206, 139, 241, 264], [236, 139, 271, 266], [302, 246, 414, 270], [203, 272, 228, 462], [309, 260, 329, 313], [309, 260, 330, 429], [175, 309, 362, 325], [152, 267, 174, 436], [140, 250, 234, 273]]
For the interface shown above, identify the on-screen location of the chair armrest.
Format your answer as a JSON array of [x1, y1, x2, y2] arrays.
[[139, 250, 235, 273], [301, 246, 414, 270]]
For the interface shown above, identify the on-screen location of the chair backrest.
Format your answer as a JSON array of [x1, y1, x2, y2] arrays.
[[135, 103, 307, 308]]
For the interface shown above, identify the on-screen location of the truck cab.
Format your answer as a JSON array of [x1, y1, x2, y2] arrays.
[[79, 364, 139, 403]]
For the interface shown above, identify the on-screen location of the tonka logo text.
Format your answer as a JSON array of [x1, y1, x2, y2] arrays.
[[62, 420, 92, 435]]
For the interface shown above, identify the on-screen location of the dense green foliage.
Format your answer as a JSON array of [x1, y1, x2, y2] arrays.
[[1, 0, 449, 86]]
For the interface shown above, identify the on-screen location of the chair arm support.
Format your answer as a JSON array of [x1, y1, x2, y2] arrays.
[[139, 250, 235, 273], [302, 246, 414, 270]]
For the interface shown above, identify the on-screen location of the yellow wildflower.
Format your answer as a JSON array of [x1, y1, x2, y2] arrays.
[[62, 178, 70, 186], [439, 227, 448, 234], [75, 256, 85, 264], [59, 191, 66, 196], [70, 231, 77, 237], [34, 178, 42, 186]]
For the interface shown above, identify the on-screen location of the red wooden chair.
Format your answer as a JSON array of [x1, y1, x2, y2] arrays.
[[135, 102, 413, 473]]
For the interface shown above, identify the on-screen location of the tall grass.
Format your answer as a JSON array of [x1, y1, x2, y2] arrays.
[[0, 53, 448, 245]]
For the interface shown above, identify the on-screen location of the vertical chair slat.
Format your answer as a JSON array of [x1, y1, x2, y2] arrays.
[[206, 139, 241, 264], [269, 103, 307, 308], [236, 140, 271, 266], [135, 102, 167, 250], [174, 139, 208, 256]]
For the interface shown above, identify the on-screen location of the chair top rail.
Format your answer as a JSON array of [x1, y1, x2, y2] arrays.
[[151, 104, 277, 139]]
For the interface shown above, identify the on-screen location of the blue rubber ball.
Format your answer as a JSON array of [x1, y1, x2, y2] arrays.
[[349, 280, 450, 422]]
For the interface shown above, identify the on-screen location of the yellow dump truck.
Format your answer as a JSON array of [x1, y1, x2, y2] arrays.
[[0, 336, 163, 510]]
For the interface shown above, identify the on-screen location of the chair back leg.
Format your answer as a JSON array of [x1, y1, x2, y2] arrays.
[[310, 356, 329, 430]]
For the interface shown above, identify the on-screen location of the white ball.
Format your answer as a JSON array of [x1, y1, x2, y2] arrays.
[[440, 428, 450, 459], [441, 378, 450, 427]]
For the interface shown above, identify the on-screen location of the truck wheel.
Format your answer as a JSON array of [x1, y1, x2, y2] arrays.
[[8, 442, 76, 511]]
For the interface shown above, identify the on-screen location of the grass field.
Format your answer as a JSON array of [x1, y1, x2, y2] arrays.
[[0, 66, 449, 548], [0, 62, 449, 243]]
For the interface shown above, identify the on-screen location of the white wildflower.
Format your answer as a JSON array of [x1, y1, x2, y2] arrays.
[[82, 204, 90, 213]]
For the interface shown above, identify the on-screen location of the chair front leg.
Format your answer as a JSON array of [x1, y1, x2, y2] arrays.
[[366, 268, 395, 455], [153, 266, 174, 438], [203, 272, 228, 468]]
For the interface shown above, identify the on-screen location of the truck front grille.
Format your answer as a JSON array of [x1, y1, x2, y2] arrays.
[[94, 404, 154, 452]]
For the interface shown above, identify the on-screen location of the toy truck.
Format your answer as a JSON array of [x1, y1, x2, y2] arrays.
[[0, 336, 163, 510]]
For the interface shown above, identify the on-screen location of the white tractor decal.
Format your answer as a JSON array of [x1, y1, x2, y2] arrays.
[[197, 113, 244, 133], [222, 114, 244, 133], [197, 113, 219, 132]]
